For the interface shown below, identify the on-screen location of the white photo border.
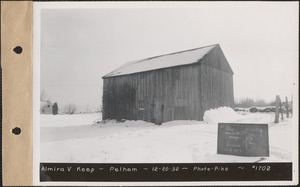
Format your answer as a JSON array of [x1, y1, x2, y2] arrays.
[[33, 2, 299, 186]]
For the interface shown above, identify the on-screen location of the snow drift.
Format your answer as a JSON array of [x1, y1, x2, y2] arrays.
[[203, 107, 241, 124]]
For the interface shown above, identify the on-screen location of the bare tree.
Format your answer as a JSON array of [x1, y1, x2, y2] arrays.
[[63, 104, 77, 114], [254, 99, 267, 107], [40, 89, 50, 102], [235, 98, 273, 108], [235, 98, 255, 108]]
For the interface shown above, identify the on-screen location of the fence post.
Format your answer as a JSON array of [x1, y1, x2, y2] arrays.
[[285, 96, 289, 118], [291, 94, 293, 115], [279, 99, 284, 121], [275, 95, 280, 123]]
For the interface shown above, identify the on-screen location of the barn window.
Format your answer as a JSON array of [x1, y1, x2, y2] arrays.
[[138, 100, 145, 110]]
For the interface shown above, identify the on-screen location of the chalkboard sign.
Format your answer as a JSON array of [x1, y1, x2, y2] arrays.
[[217, 123, 269, 157]]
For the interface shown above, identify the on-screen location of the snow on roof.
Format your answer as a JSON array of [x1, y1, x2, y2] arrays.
[[103, 44, 218, 78]]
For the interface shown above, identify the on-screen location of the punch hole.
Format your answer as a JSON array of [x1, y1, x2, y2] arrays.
[[12, 127, 21, 135], [13, 46, 23, 54]]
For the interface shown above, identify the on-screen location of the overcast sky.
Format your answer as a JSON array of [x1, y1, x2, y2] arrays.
[[39, 2, 298, 112]]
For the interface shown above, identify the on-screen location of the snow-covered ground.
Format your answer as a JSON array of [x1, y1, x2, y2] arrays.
[[40, 108, 295, 163]]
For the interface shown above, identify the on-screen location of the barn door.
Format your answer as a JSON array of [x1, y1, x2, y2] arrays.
[[154, 99, 164, 125]]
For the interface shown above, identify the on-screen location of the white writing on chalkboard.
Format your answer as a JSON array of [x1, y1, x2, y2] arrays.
[[217, 123, 269, 157]]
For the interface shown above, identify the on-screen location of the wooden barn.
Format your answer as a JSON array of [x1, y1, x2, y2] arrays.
[[102, 44, 234, 124]]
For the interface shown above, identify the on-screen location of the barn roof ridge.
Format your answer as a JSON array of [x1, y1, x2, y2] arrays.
[[103, 44, 220, 78], [136, 43, 219, 63]]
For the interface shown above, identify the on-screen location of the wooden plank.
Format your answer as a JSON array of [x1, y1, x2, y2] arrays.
[[129, 75, 133, 120], [146, 72, 151, 121], [133, 74, 138, 119]]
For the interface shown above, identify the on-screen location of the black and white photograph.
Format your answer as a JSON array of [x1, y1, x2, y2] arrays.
[[33, 1, 298, 185]]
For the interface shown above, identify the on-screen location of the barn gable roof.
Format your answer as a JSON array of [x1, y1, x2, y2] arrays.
[[103, 44, 232, 78]]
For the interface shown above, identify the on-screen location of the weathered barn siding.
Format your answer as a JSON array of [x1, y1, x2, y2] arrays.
[[102, 44, 234, 123], [199, 45, 234, 114], [103, 64, 202, 123]]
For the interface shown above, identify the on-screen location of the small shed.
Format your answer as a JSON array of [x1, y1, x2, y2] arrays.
[[40, 101, 53, 114], [102, 44, 234, 124]]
